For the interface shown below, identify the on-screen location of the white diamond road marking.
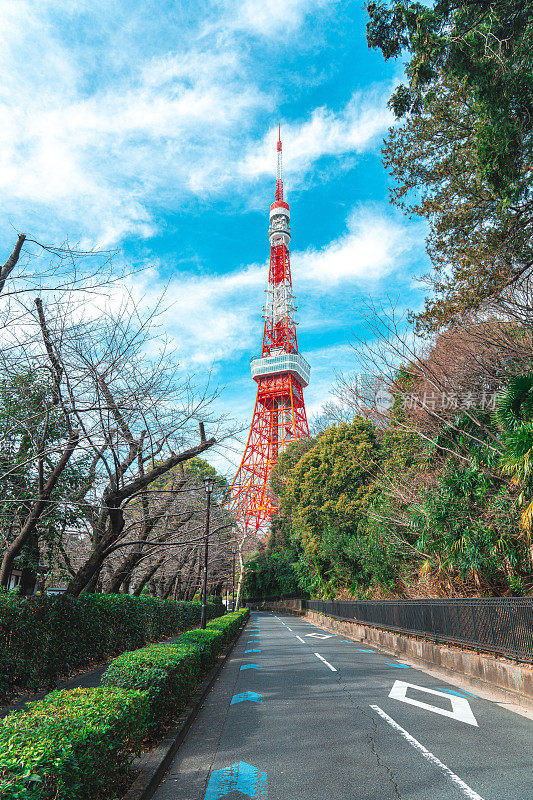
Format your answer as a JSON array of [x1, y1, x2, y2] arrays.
[[388, 680, 478, 727], [306, 632, 334, 639]]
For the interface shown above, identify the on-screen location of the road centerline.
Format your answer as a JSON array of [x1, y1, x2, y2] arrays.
[[314, 652, 337, 672]]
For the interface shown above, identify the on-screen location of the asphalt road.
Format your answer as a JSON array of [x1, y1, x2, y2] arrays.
[[153, 612, 532, 800]]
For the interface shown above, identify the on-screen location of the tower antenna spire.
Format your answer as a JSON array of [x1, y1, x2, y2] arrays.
[[276, 124, 283, 201]]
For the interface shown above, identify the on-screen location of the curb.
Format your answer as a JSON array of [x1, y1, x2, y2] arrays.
[[122, 618, 248, 800]]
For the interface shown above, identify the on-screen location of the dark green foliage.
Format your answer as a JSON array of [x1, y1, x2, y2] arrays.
[[411, 457, 525, 586], [244, 551, 301, 599], [368, 1, 533, 332], [366, 0, 533, 200], [0, 687, 150, 800], [282, 419, 381, 596], [496, 373, 533, 534], [251, 389, 532, 597], [0, 593, 220, 700], [0, 611, 248, 800]]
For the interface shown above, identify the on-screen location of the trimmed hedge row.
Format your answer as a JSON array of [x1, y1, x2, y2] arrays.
[[0, 593, 221, 698], [0, 687, 150, 800], [0, 609, 249, 800], [101, 609, 249, 731]]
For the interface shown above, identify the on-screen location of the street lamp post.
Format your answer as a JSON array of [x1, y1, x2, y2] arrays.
[[231, 546, 236, 612], [201, 475, 215, 629]]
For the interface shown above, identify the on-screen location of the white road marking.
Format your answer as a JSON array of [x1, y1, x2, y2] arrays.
[[306, 633, 334, 639], [296, 635, 305, 643], [370, 705, 485, 800], [389, 680, 478, 727], [286, 627, 292, 631], [314, 652, 337, 672]]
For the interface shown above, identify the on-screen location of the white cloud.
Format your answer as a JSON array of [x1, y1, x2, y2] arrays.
[[294, 207, 416, 286]]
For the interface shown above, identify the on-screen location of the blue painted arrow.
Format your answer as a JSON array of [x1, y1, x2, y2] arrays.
[[244, 648, 261, 653], [204, 761, 267, 799], [231, 691, 263, 705], [385, 662, 410, 668], [240, 664, 260, 671], [247, 639, 261, 644], [355, 648, 375, 652]]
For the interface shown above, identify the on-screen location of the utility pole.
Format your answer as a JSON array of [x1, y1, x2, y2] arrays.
[[201, 475, 215, 629], [231, 546, 236, 612]]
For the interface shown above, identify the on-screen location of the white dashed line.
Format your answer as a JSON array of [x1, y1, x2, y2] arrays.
[[314, 652, 337, 672], [370, 706, 485, 800], [295, 635, 305, 643]]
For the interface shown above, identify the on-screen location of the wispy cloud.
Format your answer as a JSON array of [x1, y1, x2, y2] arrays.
[[241, 88, 393, 185]]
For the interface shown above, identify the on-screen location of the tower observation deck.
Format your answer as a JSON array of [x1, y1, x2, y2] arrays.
[[226, 128, 310, 535]]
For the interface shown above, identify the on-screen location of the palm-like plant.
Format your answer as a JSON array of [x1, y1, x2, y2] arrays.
[[496, 374, 533, 532]]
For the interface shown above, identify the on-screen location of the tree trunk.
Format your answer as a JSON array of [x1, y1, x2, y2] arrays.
[[68, 435, 214, 596], [0, 233, 26, 294], [132, 553, 166, 596], [0, 431, 79, 587]]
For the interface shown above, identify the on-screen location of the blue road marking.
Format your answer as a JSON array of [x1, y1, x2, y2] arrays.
[[204, 761, 267, 799], [385, 662, 410, 668], [438, 687, 478, 698], [355, 648, 375, 652], [240, 664, 261, 671], [245, 648, 261, 653], [231, 691, 263, 704]]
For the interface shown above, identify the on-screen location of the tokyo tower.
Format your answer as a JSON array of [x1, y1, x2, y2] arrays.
[[227, 128, 310, 535]]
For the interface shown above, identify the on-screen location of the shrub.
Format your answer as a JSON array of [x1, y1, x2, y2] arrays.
[[101, 610, 249, 731], [0, 593, 220, 700], [0, 687, 150, 800]]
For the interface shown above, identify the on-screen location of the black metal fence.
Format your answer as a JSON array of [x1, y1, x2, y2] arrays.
[[300, 598, 533, 663]]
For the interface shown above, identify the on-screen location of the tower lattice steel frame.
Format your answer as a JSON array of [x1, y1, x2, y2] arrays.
[[226, 129, 310, 535]]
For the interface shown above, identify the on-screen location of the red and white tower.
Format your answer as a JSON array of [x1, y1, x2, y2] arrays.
[[227, 128, 310, 535]]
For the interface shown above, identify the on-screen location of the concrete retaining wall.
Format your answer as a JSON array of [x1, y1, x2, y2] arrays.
[[249, 600, 533, 706]]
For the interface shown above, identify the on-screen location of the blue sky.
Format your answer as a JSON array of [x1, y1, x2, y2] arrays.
[[0, 0, 429, 476]]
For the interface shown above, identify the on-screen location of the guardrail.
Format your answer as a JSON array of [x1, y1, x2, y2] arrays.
[[247, 596, 533, 663]]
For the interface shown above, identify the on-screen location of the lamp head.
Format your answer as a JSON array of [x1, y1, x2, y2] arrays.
[[203, 475, 215, 494]]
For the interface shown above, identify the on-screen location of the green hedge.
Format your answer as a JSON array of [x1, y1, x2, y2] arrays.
[[101, 609, 249, 730], [0, 610, 248, 800], [0, 687, 150, 800], [0, 593, 220, 699]]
